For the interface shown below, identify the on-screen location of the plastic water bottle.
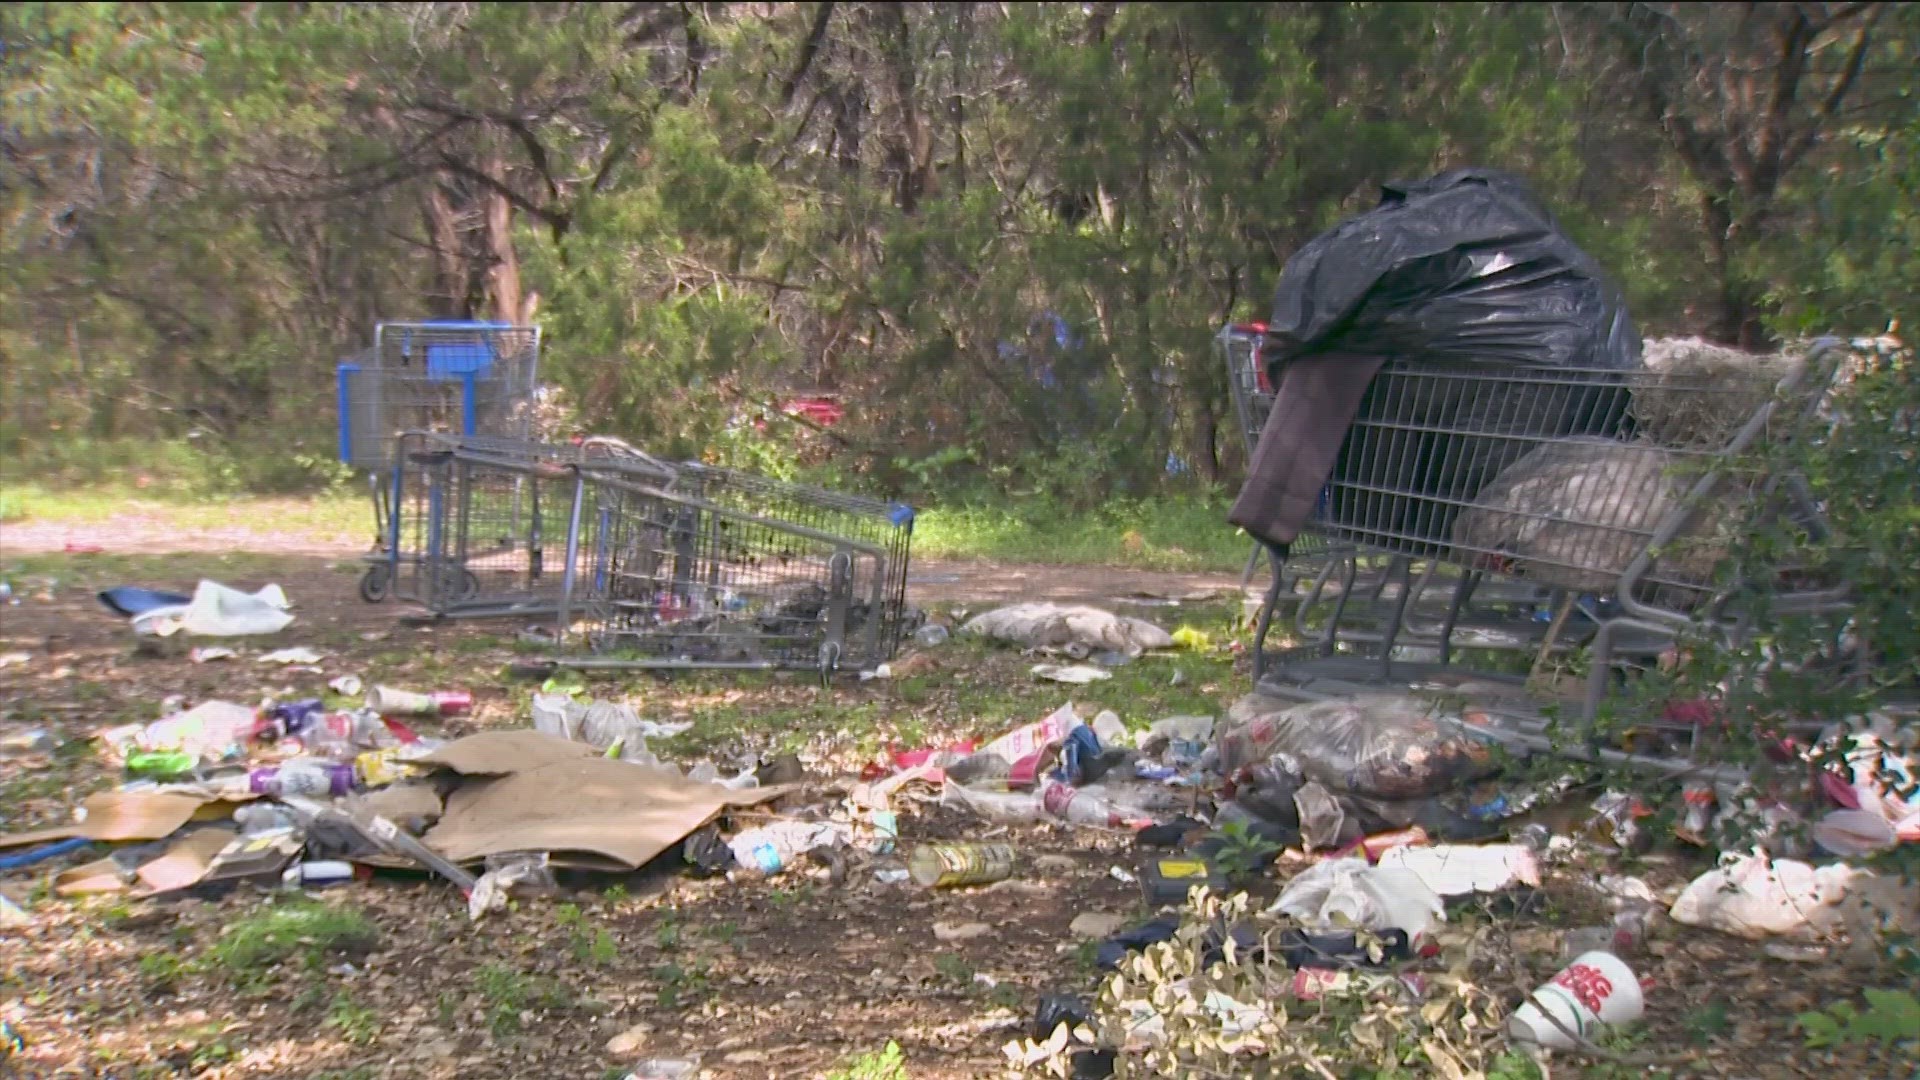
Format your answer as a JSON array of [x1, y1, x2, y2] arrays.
[[914, 623, 950, 648]]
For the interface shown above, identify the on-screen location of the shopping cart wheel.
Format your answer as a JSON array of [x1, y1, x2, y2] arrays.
[[358, 564, 392, 604]]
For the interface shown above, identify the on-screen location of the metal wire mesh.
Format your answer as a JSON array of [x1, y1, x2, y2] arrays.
[[561, 462, 916, 672], [337, 323, 541, 471], [1246, 341, 1849, 738], [372, 433, 674, 616]]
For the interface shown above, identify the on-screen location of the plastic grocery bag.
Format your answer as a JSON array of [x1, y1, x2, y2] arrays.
[[1269, 857, 1443, 938], [1668, 849, 1857, 940], [1214, 693, 1499, 798]]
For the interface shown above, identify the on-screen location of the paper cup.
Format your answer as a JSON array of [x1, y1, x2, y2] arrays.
[[1507, 951, 1643, 1048]]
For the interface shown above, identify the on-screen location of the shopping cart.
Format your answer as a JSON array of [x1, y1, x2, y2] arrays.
[[1220, 324, 1531, 626], [373, 432, 675, 619], [336, 321, 542, 602], [1244, 339, 1852, 780], [541, 459, 918, 678]]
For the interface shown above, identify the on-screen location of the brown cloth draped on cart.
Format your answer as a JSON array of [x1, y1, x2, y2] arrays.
[[1227, 351, 1386, 548]]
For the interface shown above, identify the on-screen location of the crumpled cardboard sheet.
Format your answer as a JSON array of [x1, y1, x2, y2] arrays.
[[422, 746, 789, 870]]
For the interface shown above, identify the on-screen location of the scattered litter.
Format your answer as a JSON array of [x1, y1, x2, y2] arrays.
[[1269, 857, 1444, 938], [1507, 950, 1644, 1049], [1170, 626, 1212, 651], [914, 623, 950, 648], [281, 860, 358, 889], [258, 647, 325, 665], [1214, 692, 1497, 799], [1293, 782, 1346, 851], [874, 868, 911, 885], [909, 842, 1015, 887], [933, 920, 992, 942], [188, 646, 237, 663], [129, 580, 293, 637], [328, 675, 363, 696], [1108, 866, 1136, 885], [365, 685, 470, 717], [468, 853, 556, 921], [1374, 844, 1541, 897], [420, 736, 786, 870], [0, 893, 31, 928], [1668, 849, 1857, 940], [962, 603, 1174, 657], [0, 652, 31, 669], [531, 693, 688, 761], [728, 821, 851, 875], [1031, 664, 1111, 684]]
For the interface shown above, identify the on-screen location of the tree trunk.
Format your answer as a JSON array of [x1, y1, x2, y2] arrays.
[[481, 153, 527, 324]]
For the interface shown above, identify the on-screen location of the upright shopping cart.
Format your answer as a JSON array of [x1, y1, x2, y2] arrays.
[[1224, 325, 1432, 607], [336, 321, 542, 602], [542, 459, 917, 678], [1243, 339, 1852, 780]]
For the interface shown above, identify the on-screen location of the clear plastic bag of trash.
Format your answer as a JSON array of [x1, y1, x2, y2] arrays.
[[961, 603, 1175, 657], [531, 694, 691, 760], [1215, 692, 1500, 799], [1269, 857, 1443, 938], [468, 852, 557, 922]]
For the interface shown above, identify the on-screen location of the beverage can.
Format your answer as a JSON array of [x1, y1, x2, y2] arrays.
[[907, 842, 1015, 888]]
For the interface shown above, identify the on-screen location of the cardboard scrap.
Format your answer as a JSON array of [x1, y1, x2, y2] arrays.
[[0, 787, 256, 850], [55, 858, 133, 897], [415, 730, 596, 776], [424, 752, 787, 869], [198, 830, 304, 891], [135, 827, 238, 895]]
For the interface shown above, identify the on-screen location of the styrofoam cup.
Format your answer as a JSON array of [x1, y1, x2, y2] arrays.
[[1507, 951, 1643, 1049]]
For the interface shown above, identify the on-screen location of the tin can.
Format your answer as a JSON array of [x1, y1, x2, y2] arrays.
[[907, 842, 1015, 888]]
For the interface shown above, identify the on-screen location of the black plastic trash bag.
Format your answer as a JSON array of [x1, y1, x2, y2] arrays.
[[1231, 168, 1641, 549], [1261, 168, 1639, 374]]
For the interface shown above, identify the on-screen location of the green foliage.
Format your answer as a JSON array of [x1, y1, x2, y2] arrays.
[[1797, 988, 1920, 1050], [475, 962, 572, 1038], [323, 992, 382, 1047], [207, 899, 379, 975], [6, 3, 1911, 502], [825, 1041, 910, 1080]]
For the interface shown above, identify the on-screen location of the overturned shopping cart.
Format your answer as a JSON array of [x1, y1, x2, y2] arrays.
[[372, 432, 675, 619], [540, 459, 917, 677], [1243, 339, 1851, 781]]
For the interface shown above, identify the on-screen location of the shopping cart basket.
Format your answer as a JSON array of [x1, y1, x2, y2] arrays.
[[1244, 339, 1852, 777], [547, 461, 917, 677], [369, 432, 674, 618], [336, 321, 542, 600]]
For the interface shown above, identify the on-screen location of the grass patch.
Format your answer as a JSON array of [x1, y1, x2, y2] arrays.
[[0, 481, 365, 540], [825, 1041, 910, 1080], [476, 962, 573, 1038], [324, 992, 383, 1046], [207, 898, 379, 975], [914, 495, 1247, 572]]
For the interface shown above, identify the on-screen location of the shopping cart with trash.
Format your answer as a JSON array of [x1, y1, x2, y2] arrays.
[[373, 431, 677, 620], [1245, 339, 1851, 781], [535, 458, 917, 679], [337, 321, 545, 603]]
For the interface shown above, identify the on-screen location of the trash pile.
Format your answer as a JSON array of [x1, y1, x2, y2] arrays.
[[0, 681, 798, 919]]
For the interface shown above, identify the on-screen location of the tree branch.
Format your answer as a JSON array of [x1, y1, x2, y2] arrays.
[[780, 2, 836, 108]]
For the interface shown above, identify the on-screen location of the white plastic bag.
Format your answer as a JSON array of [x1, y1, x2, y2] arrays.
[[1269, 857, 1444, 938], [1668, 849, 1856, 940], [132, 581, 293, 637]]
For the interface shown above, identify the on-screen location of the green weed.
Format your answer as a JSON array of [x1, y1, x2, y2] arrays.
[[475, 962, 572, 1038], [207, 898, 379, 975], [824, 1040, 910, 1080], [1798, 987, 1920, 1049], [325, 992, 382, 1046]]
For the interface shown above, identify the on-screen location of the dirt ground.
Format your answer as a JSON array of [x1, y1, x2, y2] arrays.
[[0, 527, 1913, 1079]]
